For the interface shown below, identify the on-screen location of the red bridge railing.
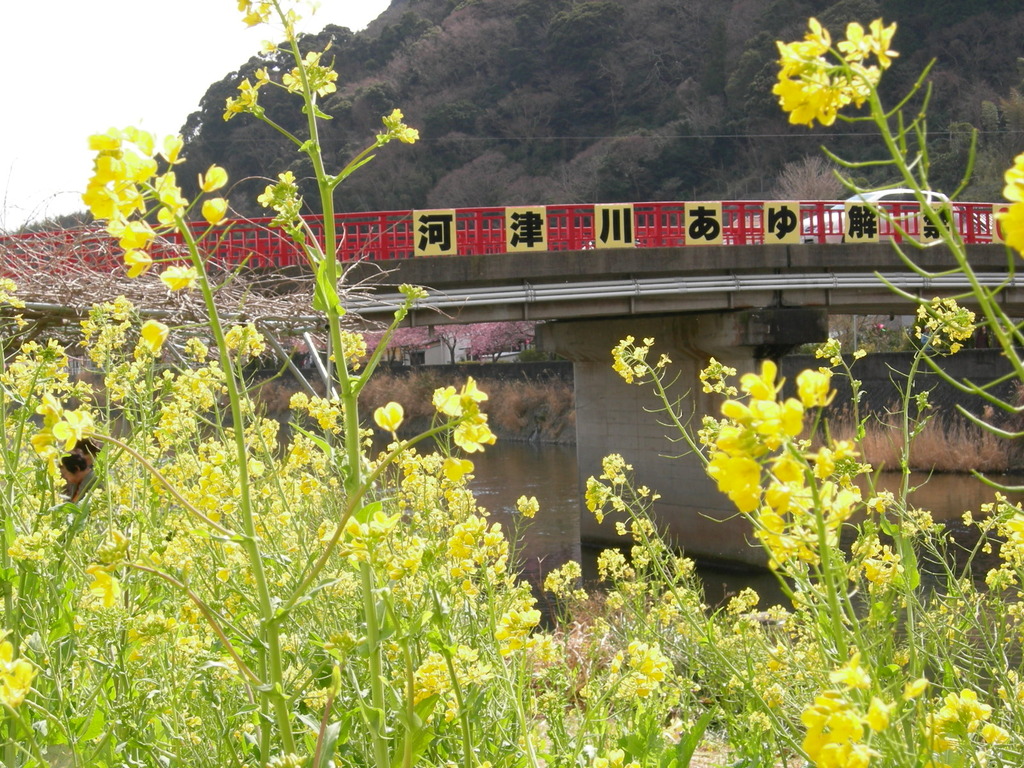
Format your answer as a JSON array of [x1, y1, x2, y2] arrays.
[[0, 200, 1008, 271]]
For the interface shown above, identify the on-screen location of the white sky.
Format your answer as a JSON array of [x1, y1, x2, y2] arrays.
[[0, 0, 392, 232]]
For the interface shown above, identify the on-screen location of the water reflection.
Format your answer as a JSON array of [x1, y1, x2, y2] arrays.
[[467, 442, 581, 595], [468, 442, 1024, 610], [469, 441, 789, 608]]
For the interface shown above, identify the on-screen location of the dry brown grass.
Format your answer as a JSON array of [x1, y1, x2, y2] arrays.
[[360, 371, 575, 442], [827, 410, 1016, 474]]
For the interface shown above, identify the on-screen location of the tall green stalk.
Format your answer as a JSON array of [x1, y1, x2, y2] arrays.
[[178, 222, 295, 755]]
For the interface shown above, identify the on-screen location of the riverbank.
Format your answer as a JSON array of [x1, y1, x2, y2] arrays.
[[257, 362, 577, 444], [255, 350, 1024, 466]]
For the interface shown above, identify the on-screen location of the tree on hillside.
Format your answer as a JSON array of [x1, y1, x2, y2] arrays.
[[171, 0, 1024, 219]]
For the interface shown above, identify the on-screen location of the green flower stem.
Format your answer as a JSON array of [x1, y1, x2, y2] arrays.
[[176, 222, 295, 756], [277, 12, 365, 503], [894, 351, 925, 675], [805, 465, 852, 660], [400, 639, 417, 768], [277, 419, 460, 618], [359, 559, 391, 768], [1, 702, 45, 767], [438, 642, 474, 768], [0, 359, 15, 768], [132, 563, 262, 692], [865, 85, 1024, 383]]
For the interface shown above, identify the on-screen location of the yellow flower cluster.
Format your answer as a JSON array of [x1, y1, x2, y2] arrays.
[[127, 611, 178, 644], [257, 171, 302, 230], [413, 645, 493, 721], [849, 535, 904, 593], [983, 495, 1024, 590], [282, 50, 338, 97], [377, 109, 421, 146], [224, 323, 267, 360], [774, 18, 897, 127], [702, 359, 864, 570], [699, 356, 738, 395], [801, 655, 891, 768], [914, 297, 976, 355], [446, 514, 508, 596], [7, 526, 63, 564], [924, 689, 1008, 752], [609, 640, 672, 698], [0, 338, 86, 404], [585, 453, 637, 524], [596, 548, 634, 582], [82, 125, 227, 284], [432, 377, 496, 453], [31, 393, 96, 470], [543, 560, 588, 602], [516, 494, 539, 518], [341, 509, 402, 564], [611, 336, 670, 385], [494, 601, 542, 657], [290, 392, 344, 433]]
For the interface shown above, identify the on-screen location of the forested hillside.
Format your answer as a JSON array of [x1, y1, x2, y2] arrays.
[[176, 0, 1024, 219]]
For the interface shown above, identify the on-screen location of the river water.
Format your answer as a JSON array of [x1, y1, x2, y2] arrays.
[[467, 441, 1024, 610]]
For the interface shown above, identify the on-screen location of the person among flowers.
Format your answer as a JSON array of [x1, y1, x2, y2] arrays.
[[60, 439, 99, 502]]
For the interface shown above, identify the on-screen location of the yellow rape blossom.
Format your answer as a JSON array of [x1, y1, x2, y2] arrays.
[[199, 165, 228, 192], [453, 418, 496, 453], [516, 495, 539, 519], [829, 652, 871, 690], [774, 17, 898, 128], [914, 297, 975, 354], [377, 109, 420, 145], [903, 677, 930, 700], [160, 266, 199, 292], [374, 402, 404, 433], [495, 604, 542, 656], [282, 50, 338, 97], [0, 638, 35, 709], [797, 368, 834, 408], [139, 319, 169, 356], [1000, 151, 1024, 255], [609, 640, 672, 698], [202, 197, 228, 225], [124, 249, 153, 278], [442, 456, 474, 482], [85, 564, 121, 609], [43, 405, 95, 452]]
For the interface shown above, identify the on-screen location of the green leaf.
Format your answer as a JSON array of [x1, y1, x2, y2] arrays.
[[76, 707, 105, 741], [869, 600, 896, 625], [391, 696, 439, 768], [314, 721, 342, 768], [313, 258, 343, 315], [353, 500, 383, 525], [288, 423, 334, 456], [897, 535, 921, 590], [335, 154, 376, 185]]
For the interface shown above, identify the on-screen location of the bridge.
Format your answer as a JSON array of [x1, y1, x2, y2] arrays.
[[5, 199, 1017, 567]]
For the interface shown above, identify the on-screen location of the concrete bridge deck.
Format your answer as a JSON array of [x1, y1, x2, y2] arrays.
[[345, 243, 1022, 324]]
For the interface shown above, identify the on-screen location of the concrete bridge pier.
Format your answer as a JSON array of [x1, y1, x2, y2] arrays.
[[540, 308, 829, 568]]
